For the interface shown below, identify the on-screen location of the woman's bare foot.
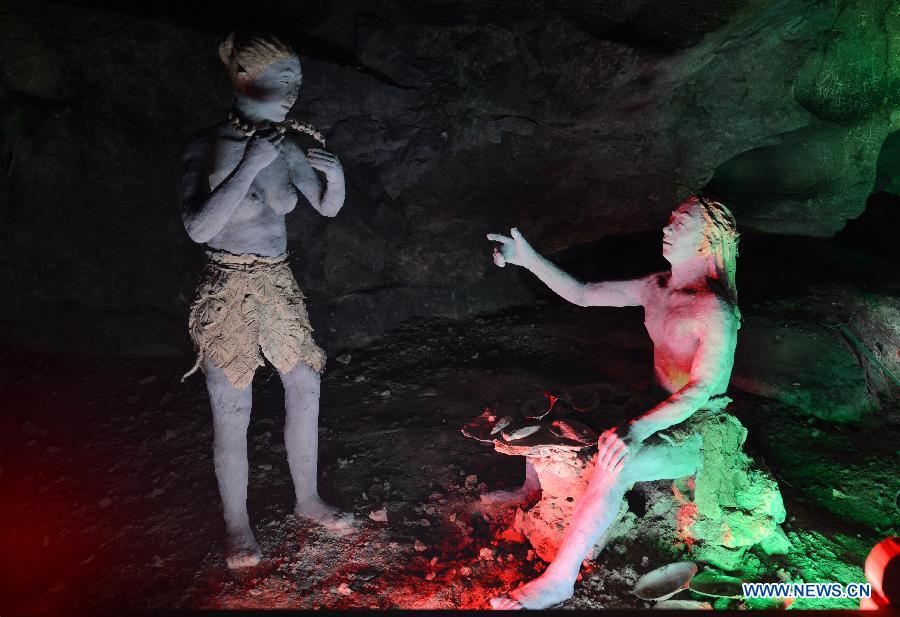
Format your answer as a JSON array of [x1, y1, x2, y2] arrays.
[[490, 572, 574, 610], [294, 497, 355, 532], [224, 526, 262, 569]]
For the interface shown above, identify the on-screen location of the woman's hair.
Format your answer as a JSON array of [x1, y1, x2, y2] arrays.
[[690, 195, 741, 316], [218, 32, 296, 91]]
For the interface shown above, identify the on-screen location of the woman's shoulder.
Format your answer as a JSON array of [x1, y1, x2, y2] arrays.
[[182, 123, 245, 165], [184, 121, 239, 148]]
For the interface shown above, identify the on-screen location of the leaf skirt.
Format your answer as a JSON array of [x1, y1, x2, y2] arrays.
[[182, 251, 327, 389]]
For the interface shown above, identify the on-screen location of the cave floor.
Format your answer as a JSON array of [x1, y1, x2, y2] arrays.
[[1, 302, 888, 610]]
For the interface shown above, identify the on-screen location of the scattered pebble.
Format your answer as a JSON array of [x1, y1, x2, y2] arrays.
[[420, 386, 438, 397], [460, 566, 472, 576], [368, 507, 388, 522], [425, 571, 436, 581], [336, 354, 352, 365], [336, 583, 352, 596], [414, 539, 427, 552], [479, 548, 494, 560]]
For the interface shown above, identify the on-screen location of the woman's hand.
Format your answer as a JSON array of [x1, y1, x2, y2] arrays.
[[307, 148, 345, 184], [487, 227, 536, 268], [243, 131, 284, 168]]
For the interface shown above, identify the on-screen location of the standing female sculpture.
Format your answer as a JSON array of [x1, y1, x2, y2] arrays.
[[487, 196, 741, 609], [180, 33, 352, 569]]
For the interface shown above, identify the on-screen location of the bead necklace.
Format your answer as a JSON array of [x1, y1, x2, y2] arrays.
[[227, 112, 326, 147]]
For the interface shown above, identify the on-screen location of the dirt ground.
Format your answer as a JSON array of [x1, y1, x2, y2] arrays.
[[1, 302, 891, 610]]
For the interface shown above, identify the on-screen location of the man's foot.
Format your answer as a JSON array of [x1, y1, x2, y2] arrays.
[[224, 527, 262, 569], [294, 498, 355, 532], [490, 572, 574, 610], [480, 485, 541, 508]]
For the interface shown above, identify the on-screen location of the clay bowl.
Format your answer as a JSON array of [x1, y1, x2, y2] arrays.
[[461, 410, 510, 443], [520, 392, 567, 420], [688, 571, 745, 598], [634, 562, 698, 600], [549, 418, 597, 445]]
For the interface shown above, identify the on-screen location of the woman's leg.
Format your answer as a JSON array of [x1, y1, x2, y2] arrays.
[[491, 434, 703, 609], [281, 362, 353, 530], [205, 360, 260, 568]]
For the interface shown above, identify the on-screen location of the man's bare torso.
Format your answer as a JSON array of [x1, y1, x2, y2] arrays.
[[642, 273, 736, 396]]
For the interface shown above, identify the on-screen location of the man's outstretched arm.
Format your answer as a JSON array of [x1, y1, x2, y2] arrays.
[[487, 227, 651, 307]]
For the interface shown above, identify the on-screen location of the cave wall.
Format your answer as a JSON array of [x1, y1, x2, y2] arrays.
[[1, 0, 898, 354]]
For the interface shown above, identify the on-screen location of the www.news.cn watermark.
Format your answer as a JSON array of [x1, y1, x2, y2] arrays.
[[742, 582, 871, 599]]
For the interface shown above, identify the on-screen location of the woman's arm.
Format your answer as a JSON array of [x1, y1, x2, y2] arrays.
[[282, 139, 345, 218], [181, 134, 280, 243], [487, 227, 650, 307], [627, 301, 738, 443]]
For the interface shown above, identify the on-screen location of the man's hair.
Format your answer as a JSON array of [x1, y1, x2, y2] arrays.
[[218, 32, 297, 91], [689, 195, 741, 316]]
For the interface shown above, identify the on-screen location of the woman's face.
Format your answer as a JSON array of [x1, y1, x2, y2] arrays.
[[241, 57, 302, 122], [662, 201, 706, 264]]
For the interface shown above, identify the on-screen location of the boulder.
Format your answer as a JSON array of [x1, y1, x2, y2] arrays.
[[732, 325, 871, 422]]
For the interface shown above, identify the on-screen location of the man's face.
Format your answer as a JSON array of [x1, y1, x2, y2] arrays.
[[662, 202, 705, 264], [243, 57, 302, 122]]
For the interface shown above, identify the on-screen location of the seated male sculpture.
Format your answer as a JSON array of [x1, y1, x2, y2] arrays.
[[180, 33, 352, 569], [487, 196, 741, 609]]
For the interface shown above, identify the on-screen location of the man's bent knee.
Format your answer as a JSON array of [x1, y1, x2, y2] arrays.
[[623, 433, 702, 485]]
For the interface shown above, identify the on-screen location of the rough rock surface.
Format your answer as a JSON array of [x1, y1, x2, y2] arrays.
[[3, 0, 900, 353], [732, 324, 871, 422], [732, 284, 899, 422]]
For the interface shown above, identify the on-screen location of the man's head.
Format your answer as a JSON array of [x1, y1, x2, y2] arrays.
[[664, 195, 740, 304], [219, 33, 301, 122]]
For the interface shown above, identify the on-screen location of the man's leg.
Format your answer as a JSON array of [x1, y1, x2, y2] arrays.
[[206, 360, 260, 569], [281, 362, 354, 530], [491, 434, 703, 609]]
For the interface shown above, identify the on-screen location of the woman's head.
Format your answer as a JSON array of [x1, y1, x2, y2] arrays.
[[219, 33, 301, 122], [663, 195, 740, 305]]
